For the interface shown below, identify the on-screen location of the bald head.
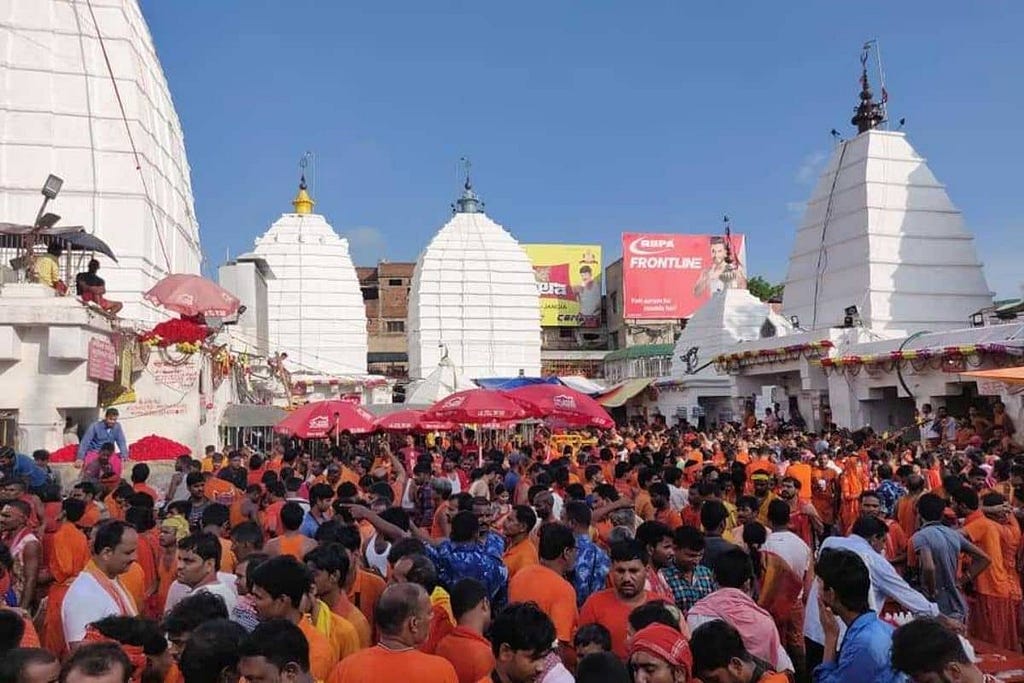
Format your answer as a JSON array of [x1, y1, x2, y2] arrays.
[[375, 582, 429, 637]]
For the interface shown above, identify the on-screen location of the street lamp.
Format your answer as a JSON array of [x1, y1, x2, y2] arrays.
[[35, 174, 64, 227]]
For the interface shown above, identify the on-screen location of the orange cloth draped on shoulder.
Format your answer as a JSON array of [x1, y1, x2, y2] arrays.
[[421, 602, 455, 654], [348, 568, 386, 634], [263, 500, 284, 537], [810, 467, 838, 526], [963, 511, 1020, 651], [204, 477, 238, 505], [106, 496, 125, 522], [431, 501, 450, 540], [78, 502, 102, 530], [654, 507, 682, 530], [327, 646, 458, 683], [434, 626, 496, 683], [217, 536, 237, 574], [298, 615, 340, 681], [634, 491, 655, 522], [757, 551, 805, 649], [329, 591, 372, 648], [838, 459, 864, 534], [155, 549, 177, 617], [133, 482, 160, 502], [883, 519, 908, 565], [785, 462, 813, 501], [896, 495, 919, 545], [120, 562, 146, 612], [42, 520, 89, 655], [134, 530, 160, 615], [502, 538, 539, 579]]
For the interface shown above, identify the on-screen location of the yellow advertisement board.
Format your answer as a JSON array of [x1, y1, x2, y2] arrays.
[[523, 244, 602, 327]]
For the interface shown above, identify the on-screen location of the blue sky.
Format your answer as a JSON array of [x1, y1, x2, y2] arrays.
[[144, 1, 1022, 297]]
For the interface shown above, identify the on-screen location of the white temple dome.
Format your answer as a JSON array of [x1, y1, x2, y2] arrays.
[[408, 180, 541, 381], [0, 0, 202, 320], [251, 178, 368, 376], [782, 67, 992, 335]]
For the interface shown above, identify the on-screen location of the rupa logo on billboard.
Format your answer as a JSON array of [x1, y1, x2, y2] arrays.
[[621, 232, 747, 319], [523, 244, 602, 327]]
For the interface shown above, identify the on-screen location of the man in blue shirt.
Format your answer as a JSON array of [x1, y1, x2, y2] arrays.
[[430, 510, 508, 608], [813, 547, 905, 683], [77, 408, 129, 462], [565, 500, 610, 606], [0, 446, 48, 492]]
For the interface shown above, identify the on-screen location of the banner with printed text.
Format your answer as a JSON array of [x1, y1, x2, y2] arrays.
[[523, 244, 603, 327], [621, 232, 747, 318]]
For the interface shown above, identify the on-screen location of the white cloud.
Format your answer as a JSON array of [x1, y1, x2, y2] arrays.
[[344, 226, 389, 265], [795, 150, 828, 185]]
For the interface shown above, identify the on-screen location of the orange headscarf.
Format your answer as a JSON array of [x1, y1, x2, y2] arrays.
[[83, 625, 147, 683], [628, 624, 693, 675]]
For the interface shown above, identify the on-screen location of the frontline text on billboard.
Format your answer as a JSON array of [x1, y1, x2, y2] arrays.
[[621, 232, 747, 318], [523, 244, 603, 327]]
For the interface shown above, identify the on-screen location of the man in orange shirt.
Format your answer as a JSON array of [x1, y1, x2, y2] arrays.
[[70, 481, 102, 531], [306, 542, 372, 648], [434, 578, 495, 683], [650, 483, 682, 530], [265, 503, 317, 559], [956, 488, 1019, 650], [130, 463, 161, 503], [810, 455, 839, 532], [859, 491, 907, 570], [508, 522, 578, 660], [579, 538, 670, 659], [328, 583, 458, 683], [634, 468, 657, 522], [838, 456, 865, 534], [201, 503, 237, 574], [335, 525, 386, 634], [486, 602, 557, 683], [784, 453, 813, 502], [41, 498, 89, 655], [250, 555, 340, 681], [501, 505, 538, 579]]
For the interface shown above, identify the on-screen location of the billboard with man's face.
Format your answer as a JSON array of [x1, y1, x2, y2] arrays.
[[621, 233, 747, 319], [523, 244, 603, 327]]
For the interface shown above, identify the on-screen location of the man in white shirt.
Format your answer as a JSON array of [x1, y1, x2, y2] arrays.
[[804, 515, 939, 672], [62, 520, 139, 646], [163, 531, 237, 615]]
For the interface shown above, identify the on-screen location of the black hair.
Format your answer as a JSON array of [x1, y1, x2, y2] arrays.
[[398, 553, 437, 593], [636, 521, 672, 550], [185, 472, 205, 488], [0, 647, 57, 683], [249, 555, 313, 609], [564, 500, 592, 528], [690, 619, 753, 675], [537, 522, 575, 561], [303, 543, 350, 584], [700, 500, 729, 531], [816, 548, 870, 613], [609, 538, 648, 565], [92, 520, 132, 555], [627, 600, 679, 631], [489, 602, 556, 657], [178, 532, 222, 572], [60, 642, 131, 683], [573, 622, 612, 651], [238, 619, 310, 674], [890, 616, 971, 676], [511, 505, 537, 531], [766, 499, 790, 526], [162, 591, 229, 637], [450, 511, 479, 543], [124, 506, 155, 533], [90, 616, 166, 656], [309, 483, 334, 505], [672, 525, 705, 551], [229, 521, 264, 549], [387, 537, 427, 565], [850, 515, 888, 540], [712, 548, 752, 589], [0, 610, 25, 654], [179, 619, 246, 683], [576, 652, 629, 683], [450, 578, 488, 620], [915, 492, 946, 522], [279, 502, 305, 531], [201, 503, 230, 529]]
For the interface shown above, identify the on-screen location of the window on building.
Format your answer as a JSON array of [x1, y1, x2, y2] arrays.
[[610, 291, 618, 314], [558, 328, 574, 339], [388, 278, 404, 286], [361, 287, 378, 301], [385, 320, 405, 333], [610, 331, 620, 350]]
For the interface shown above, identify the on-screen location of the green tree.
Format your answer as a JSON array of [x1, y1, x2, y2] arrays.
[[747, 275, 784, 302]]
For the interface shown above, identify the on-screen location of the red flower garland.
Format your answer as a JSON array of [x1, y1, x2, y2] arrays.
[[139, 318, 209, 347], [129, 435, 191, 461]]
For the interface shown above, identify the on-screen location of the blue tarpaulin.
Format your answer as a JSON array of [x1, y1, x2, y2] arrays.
[[473, 376, 562, 391]]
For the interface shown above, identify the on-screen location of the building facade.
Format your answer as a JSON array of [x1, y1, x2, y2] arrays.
[[359, 261, 415, 379]]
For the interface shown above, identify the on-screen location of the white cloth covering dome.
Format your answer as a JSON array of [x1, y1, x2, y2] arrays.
[[0, 0, 202, 320], [408, 182, 541, 381]]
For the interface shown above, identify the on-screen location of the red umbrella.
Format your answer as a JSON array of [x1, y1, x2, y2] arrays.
[[144, 274, 242, 318], [507, 384, 615, 429], [423, 389, 532, 425], [374, 409, 455, 433], [275, 400, 376, 438]]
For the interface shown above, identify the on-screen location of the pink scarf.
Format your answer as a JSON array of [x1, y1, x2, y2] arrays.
[[688, 588, 782, 669]]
